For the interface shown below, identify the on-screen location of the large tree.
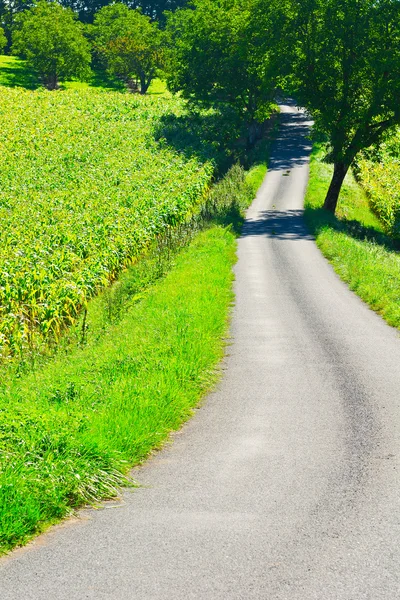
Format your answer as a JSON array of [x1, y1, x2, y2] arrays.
[[94, 3, 165, 93], [290, 0, 400, 213], [12, 1, 91, 90], [166, 0, 286, 144]]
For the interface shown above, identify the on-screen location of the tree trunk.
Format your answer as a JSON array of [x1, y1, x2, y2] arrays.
[[323, 161, 349, 213], [45, 74, 59, 91], [246, 121, 263, 148], [140, 74, 151, 95]]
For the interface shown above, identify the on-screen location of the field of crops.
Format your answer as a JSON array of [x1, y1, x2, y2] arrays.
[[358, 129, 400, 239], [0, 87, 214, 359]]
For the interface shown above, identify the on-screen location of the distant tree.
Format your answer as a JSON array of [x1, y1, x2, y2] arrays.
[[12, 1, 92, 90], [94, 3, 165, 93], [0, 26, 6, 52], [166, 0, 285, 145], [59, 0, 112, 24], [133, 0, 188, 24], [57, 0, 188, 25], [0, 0, 33, 49], [289, 0, 400, 213]]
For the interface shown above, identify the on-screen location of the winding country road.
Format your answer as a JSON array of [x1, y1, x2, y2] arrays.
[[2, 103, 400, 599]]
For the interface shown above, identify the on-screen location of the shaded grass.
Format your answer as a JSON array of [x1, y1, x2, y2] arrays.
[[0, 55, 167, 94], [305, 146, 400, 329], [0, 55, 40, 89]]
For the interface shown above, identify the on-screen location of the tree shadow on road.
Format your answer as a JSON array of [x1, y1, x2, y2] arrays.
[[241, 209, 314, 240], [239, 205, 399, 253]]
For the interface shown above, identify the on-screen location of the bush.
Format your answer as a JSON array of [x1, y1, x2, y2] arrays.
[[358, 131, 400, 239]]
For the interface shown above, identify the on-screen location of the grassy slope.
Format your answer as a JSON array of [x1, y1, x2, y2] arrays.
[[305, 147, 400, 329], [0, 55, 271, 552], [0, 226, 237, 554], [0, 148, 267, 556]]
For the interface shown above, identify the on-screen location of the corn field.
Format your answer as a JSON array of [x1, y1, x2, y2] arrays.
[[0, 87, 213, 358]]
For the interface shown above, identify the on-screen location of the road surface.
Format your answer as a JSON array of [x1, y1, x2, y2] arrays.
[[1, 103, 400, 599]]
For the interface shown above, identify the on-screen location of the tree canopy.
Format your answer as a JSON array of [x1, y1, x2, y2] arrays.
[[166, 0, 286, 144], [2, 0, 400, 214], [94, 3, 165, 93], [288, 0, 400, 212], [57, 0, 189, 24], [12, 1, 91, 89]]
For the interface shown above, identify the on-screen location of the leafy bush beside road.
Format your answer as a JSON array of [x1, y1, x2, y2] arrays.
[[357, 130, 400, 239]]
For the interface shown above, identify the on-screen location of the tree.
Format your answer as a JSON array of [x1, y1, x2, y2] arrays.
[[0, 26, 6, 52], [166, 0, 285, 145], [133, 0, 188, 24], [12, 1, 92, 90], [0, 0, 33, 50], [94, 3, 165, 93], [289, 0, 400, 213], [57, 0, 189, 25]]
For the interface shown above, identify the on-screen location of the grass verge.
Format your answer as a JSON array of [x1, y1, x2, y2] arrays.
[[305, 146, 400, 329], [0, 226, 236, 554], [0, 151, 265, 554]]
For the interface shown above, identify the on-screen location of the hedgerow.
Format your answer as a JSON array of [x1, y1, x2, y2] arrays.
[[0, 88, 214, 358], [357, 129, 400, 239]]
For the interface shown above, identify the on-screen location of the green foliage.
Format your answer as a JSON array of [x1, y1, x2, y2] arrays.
[[58, 0, 189, 24], [166, 0, 281, 136], [12, 1, 92, 90], [0, 105, 265, 551], [289, 0, 400, 212], [0, 0, 33, 49], [93, 3, 166, 94], [305, 147, 400, 330], [357, 129, 400, 238], [0, 27, 6, 52], [134, 0, 189, 23], [0, 87, 214, 359], [0, 224, 237, 554]]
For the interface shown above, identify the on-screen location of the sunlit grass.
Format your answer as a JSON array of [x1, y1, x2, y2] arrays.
[[0, 152, 265, 554], [305, 147, 400, 329], [0, 54, 168, 94], [0, 225, 237, 554]]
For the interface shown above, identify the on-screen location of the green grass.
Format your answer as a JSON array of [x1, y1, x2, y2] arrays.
[[0, 55, 40, 89], [0, 62, 272, 553], [0, 225, 237, 554], [0, 54, 168, 94], [0, 149, 265, 554], [305, 146, 400, 329]]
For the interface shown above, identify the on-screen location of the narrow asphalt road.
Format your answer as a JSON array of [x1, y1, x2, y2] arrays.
[[2, 104, 400, 599]]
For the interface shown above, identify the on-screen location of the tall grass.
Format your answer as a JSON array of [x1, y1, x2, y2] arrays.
[[0, 157, 262, 555]]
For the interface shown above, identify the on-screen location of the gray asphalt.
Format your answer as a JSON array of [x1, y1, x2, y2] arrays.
[[2, 103, 400, 599]]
